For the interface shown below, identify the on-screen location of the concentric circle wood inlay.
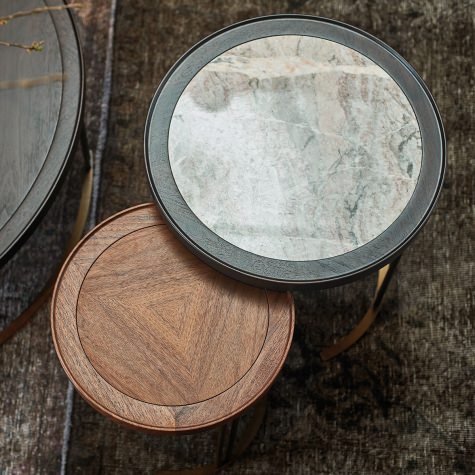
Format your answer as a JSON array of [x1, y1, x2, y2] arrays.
[[77, 226, 269, 406], [52, 204, 294, 432]]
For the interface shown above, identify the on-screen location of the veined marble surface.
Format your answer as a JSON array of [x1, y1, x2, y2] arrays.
[[168, 35, 422, 261]]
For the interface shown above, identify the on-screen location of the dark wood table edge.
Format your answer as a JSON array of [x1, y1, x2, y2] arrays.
[[144, 14, 446, 291], [0, 0, 85, 267]]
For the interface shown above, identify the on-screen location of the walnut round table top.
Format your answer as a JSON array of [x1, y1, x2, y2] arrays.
[[51, 204, 294, 433]]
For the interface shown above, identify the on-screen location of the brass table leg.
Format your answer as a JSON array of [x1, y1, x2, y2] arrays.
[[320, 257, 400, 361]]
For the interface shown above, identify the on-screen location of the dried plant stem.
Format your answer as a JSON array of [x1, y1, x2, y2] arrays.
[[0, 40, 44, 52], [0, 3, 83, 25], [0, 73, 65, 90]]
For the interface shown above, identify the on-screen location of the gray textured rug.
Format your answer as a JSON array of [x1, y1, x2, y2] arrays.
[[1, 1, 473, 474]]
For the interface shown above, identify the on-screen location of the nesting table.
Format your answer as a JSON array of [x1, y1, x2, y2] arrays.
[[52, 15, 445, 472], [0, 0, 90, 342], [52, 204, 294, 470], [145, 15, 445, 357], [0, 0, 85, 264]]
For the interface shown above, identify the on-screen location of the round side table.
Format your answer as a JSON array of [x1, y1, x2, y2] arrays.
[[0, 0, 86, 264], [145, 15, 445, 358], [51, 204, 294, 471], [0, 0, 92, 343]]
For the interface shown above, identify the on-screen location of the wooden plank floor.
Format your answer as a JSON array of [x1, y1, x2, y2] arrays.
[[1, 1, 474, 473]]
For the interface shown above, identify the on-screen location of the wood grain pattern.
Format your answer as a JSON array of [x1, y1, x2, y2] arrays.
[[78, 226, 268, 405], [0, 0, 82, 264], [52, 204, 294, 432], [0, 0, 61, 228]]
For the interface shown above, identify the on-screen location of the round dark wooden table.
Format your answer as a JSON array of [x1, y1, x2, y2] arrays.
[[0, 0, 83, 265]]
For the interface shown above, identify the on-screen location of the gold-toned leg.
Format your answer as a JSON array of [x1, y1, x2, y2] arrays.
[[80, 125, 93, 170], [320, 258, 400, 361]]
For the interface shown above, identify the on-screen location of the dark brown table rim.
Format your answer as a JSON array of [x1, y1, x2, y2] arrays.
[[0, 0, 83, 265], [144, 15, 445, 290]]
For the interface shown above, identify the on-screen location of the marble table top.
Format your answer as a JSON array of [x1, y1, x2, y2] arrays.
[[168, 35, 422, 261]]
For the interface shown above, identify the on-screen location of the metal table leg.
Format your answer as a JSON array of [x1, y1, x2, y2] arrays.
[[320, 257, 401, 361]]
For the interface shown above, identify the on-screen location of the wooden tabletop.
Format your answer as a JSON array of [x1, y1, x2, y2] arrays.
[[0, 0, 82, 264], [51, 204, 295, 433]]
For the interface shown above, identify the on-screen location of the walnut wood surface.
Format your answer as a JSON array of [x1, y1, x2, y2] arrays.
[[52, 203, 294, 432], [0, 0, 82, 264], [77, 226, 268, 405]]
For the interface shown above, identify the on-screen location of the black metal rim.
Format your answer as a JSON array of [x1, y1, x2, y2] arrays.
[[144, 14, 446, 290], [0, 0, 84, 266]]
